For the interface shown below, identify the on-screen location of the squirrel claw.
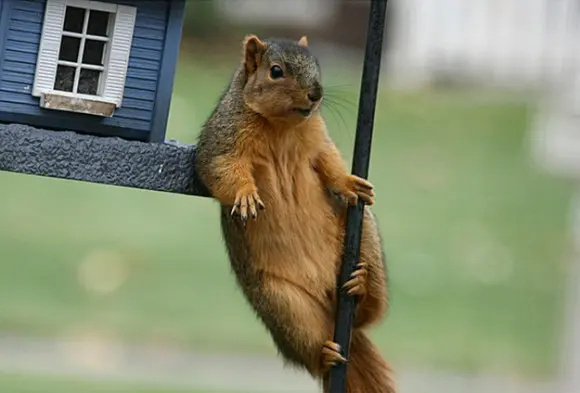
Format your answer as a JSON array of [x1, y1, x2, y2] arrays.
[[321, 341, 347, 374], [342, 262, 369, 297], [231, 188, 265, 224], [340, 175, 375, 206]]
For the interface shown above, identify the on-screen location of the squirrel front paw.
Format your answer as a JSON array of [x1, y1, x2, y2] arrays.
[[231, 185, 265, 224], [337, 175, 375, 206]]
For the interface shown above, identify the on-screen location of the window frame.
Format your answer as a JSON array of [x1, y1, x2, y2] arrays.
[[32, 0, 137, 117], [56, 5, 113, 96]]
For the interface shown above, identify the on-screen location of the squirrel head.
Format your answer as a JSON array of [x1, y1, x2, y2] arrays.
[[241, 34, 323, 124]]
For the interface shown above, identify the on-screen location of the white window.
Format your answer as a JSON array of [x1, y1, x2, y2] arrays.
[[32, 0, 137, 117]]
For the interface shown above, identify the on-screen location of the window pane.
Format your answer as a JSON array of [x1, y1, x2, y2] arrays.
[[54, 65, 76, 92], [63, 6, 86, 33], [58, 36, 81, 62], [87, 10, 110, 37], [78, 69, 101, 96], [82, 40, 106, 66]]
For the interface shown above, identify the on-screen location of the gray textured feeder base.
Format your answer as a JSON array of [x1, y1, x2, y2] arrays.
[[0, 124, 210, 197]]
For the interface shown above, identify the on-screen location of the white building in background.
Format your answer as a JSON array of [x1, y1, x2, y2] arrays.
[[385, 0, 579, 89], [214, 0, 337, 28]]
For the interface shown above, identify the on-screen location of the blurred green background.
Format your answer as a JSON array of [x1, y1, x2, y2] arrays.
[[0, 372, 240, 393], [0, 0, 575, 391]]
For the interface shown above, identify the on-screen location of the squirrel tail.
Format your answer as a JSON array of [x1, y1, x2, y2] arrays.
[[324, 329, 397, 393]]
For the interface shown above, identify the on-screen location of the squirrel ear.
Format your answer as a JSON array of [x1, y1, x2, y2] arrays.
[[298, 36, 308, 47], [243, 34, 266, 74]]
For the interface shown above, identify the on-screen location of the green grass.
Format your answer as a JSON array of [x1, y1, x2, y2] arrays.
[[0, 372, 231, 393], [0, 52, 573, 378]]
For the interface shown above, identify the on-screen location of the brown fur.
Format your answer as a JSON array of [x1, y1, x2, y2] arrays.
[[195, 34, 397, 393]]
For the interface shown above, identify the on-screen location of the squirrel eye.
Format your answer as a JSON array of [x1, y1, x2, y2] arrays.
[[270, 65, 284, 79]]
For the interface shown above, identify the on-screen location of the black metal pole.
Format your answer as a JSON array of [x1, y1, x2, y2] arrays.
[[328, 1, 389, 392]]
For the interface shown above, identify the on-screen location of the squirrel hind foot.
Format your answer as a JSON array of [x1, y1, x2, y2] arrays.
[[342, 262, 369, 297], [320, 340, 347, 374]]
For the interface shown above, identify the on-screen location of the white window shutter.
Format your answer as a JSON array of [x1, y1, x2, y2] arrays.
[[103, 5, 137, 107], [32, 0, 67, 97]]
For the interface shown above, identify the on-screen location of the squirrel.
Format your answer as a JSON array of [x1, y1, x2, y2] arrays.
[[194, 34, 397, 393]]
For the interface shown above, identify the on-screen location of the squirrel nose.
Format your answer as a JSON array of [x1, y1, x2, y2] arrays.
[[308, 87, 322, 103]]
